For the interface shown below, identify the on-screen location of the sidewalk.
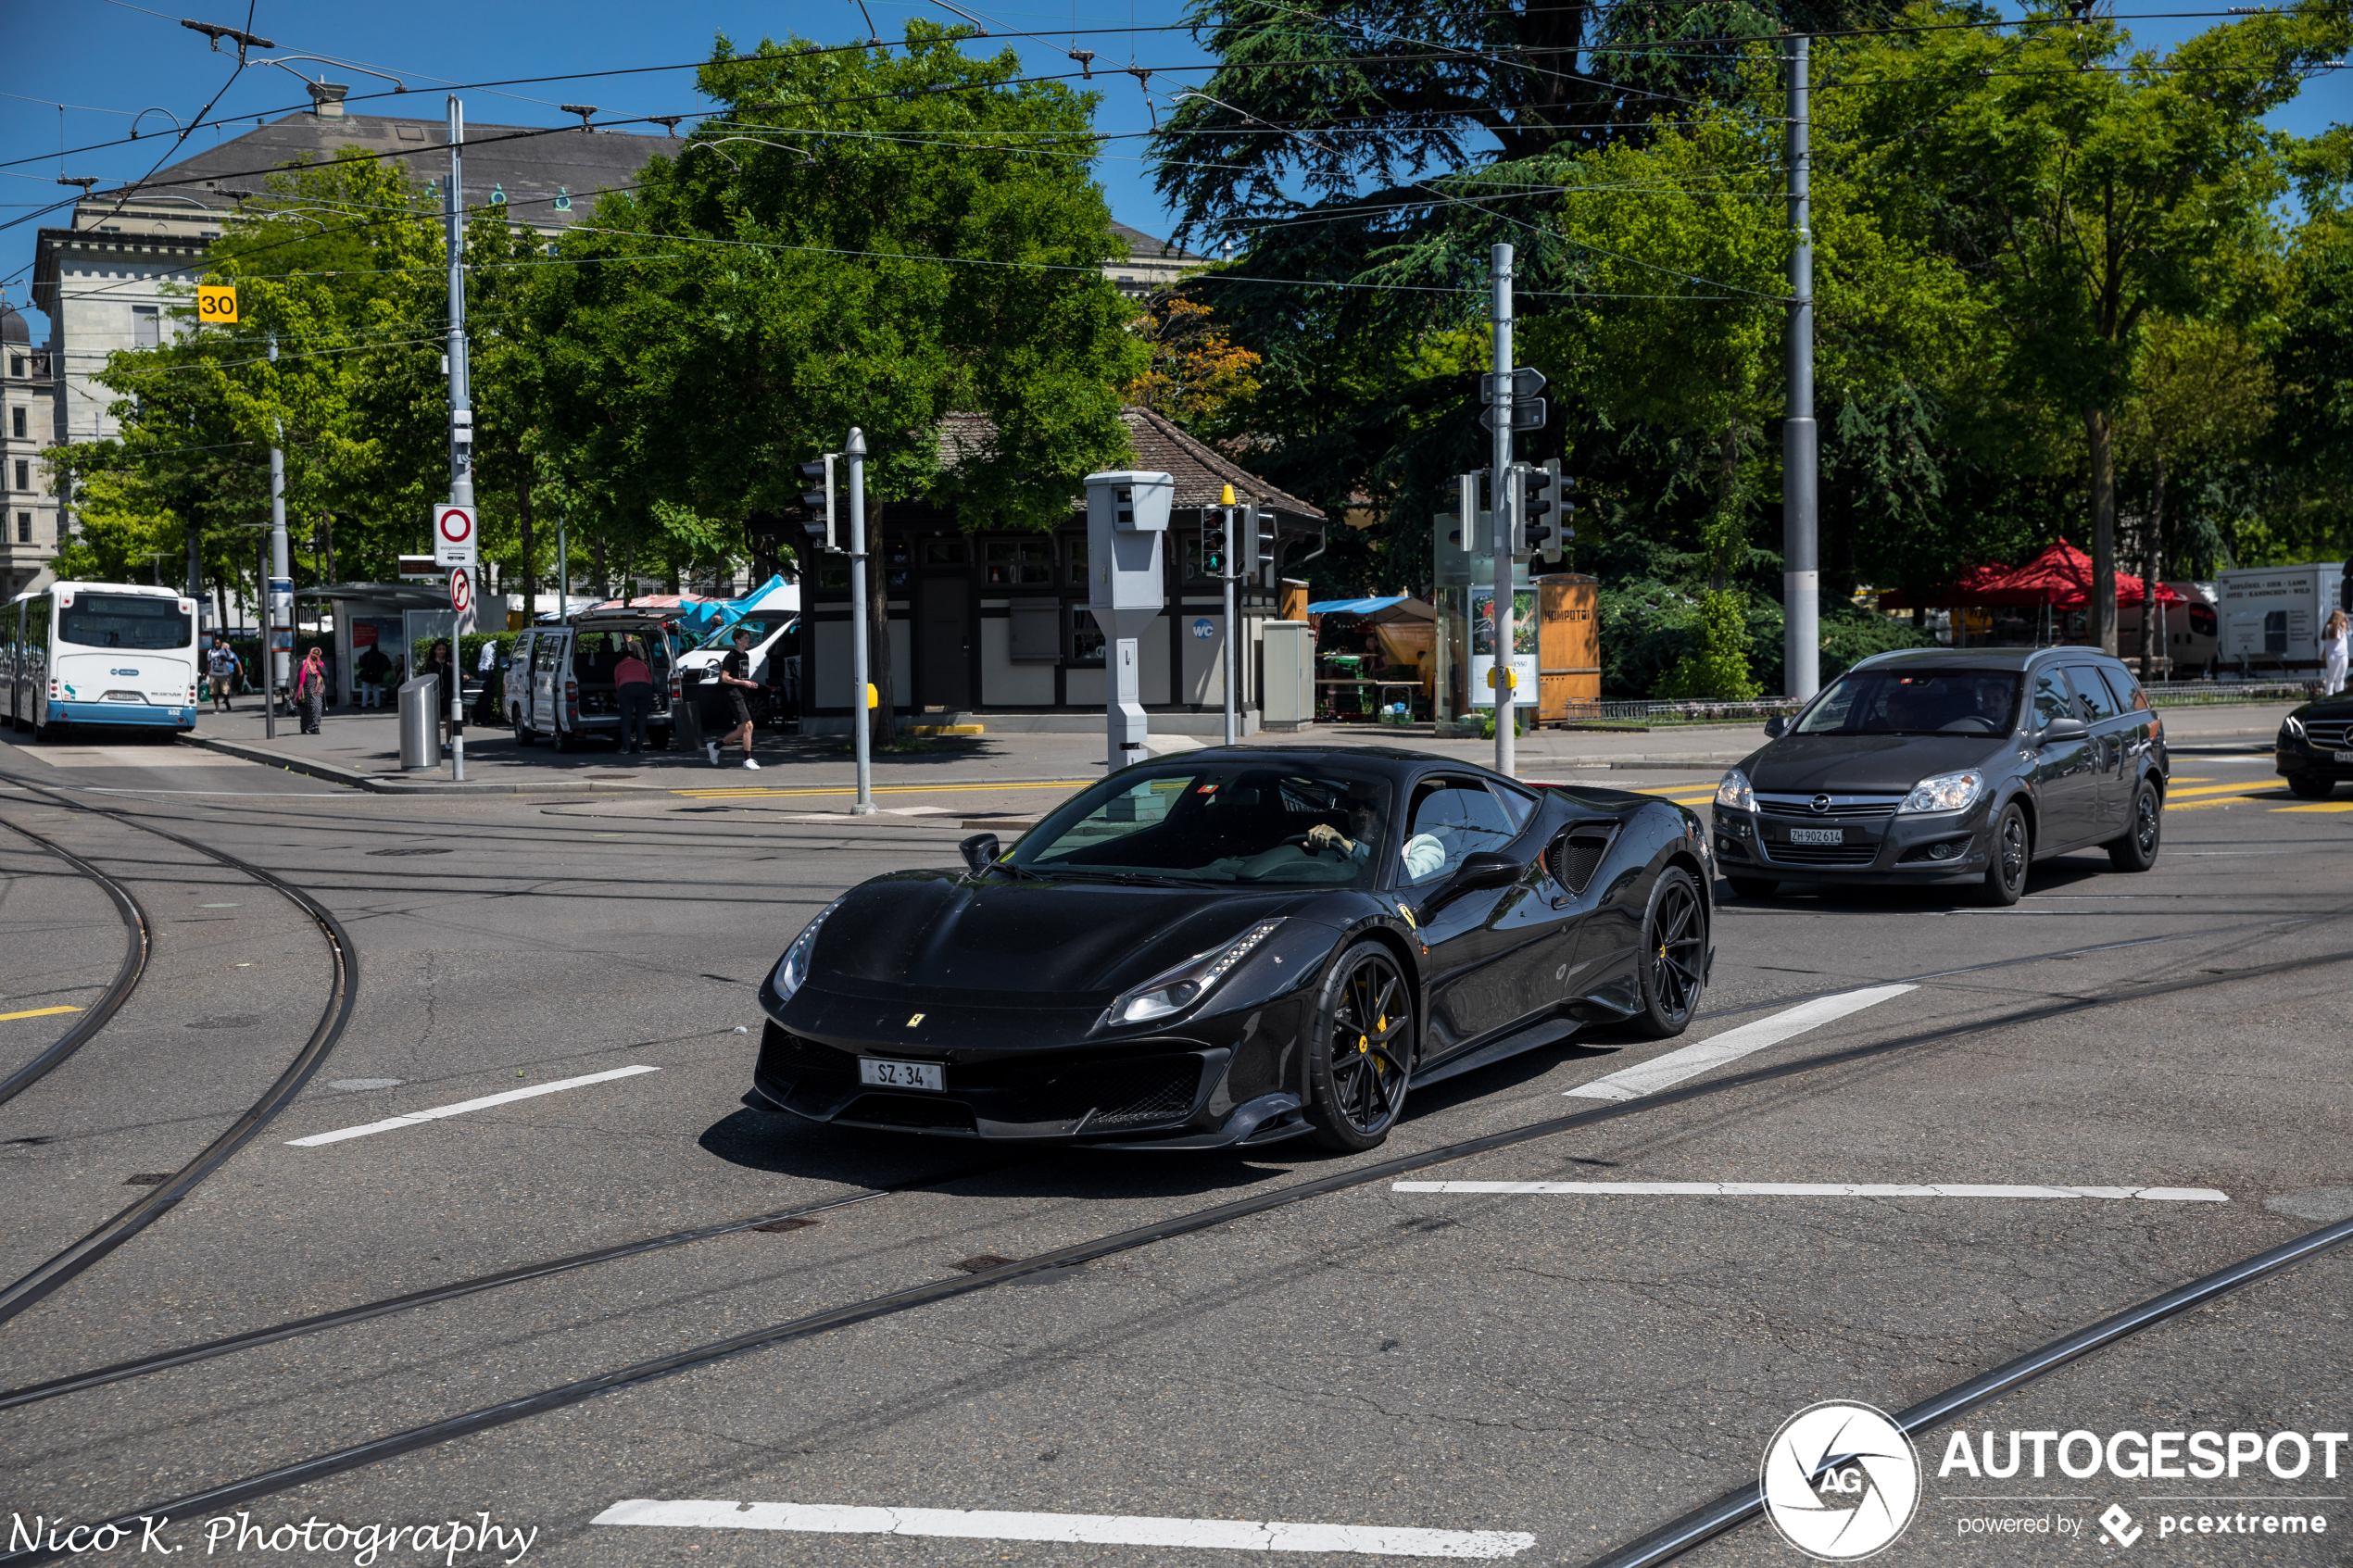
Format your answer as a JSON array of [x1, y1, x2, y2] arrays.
[[181, 695, 2292, 803]]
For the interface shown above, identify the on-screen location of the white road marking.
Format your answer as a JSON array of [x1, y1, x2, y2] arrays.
[[1564, 984, 1915, 1101], [1393, 1182, 2227, 1201], [593, 1499, 1537, 1559], [286, 1065, 658, 1147]]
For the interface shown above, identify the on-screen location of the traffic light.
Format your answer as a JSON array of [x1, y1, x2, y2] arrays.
[[1203, 513, 1227, 577], [1517, 459, 1563, 563], [797, 454, 838, 553], [1241, 504, 1277, 578]]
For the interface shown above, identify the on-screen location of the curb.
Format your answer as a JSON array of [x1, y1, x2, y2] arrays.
[[179, 735, 644, 796]]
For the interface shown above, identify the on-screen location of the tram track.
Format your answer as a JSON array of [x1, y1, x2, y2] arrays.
[[0, 817, 150, 1111], [4, 935, 2347, 1565], [0, 773, 359, 1329]]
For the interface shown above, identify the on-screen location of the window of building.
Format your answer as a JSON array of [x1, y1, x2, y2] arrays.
[[13, 461, 27, 490], [132, 306, 160, 348], [983, 538, 1051, 586], [920, 537, 967, 567], [8, 357, 21, 378], [10, 408, 23, 439], [16, 513, 29, 544], [1063, 534, 1088, 585]]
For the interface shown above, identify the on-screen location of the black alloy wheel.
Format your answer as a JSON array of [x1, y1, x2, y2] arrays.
[[2286, 773, 2335, 799], [2108, 780, 2163, 872], [1305, 941, 1413, 1151], [1629, 866, 1705, 1039], [1979, 802, 2030, 907], [1725, 875, 1779, 900]]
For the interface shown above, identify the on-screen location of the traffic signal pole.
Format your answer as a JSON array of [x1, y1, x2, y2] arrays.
[[265, 331, 285, 741], [444, 94, 473, 782], [847, 427, 875, 815], [1221, 491, 1238, 746], [1783, 37, 1820, 704], [1491, 242, 1516, 778]]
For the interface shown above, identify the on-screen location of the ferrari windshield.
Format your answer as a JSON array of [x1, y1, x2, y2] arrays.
[[1012, 763, 1393, 887], [1793, 668, 2021, 736]]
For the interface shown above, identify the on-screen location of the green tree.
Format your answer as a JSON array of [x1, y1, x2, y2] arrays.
[[1841, 2, 2347, 652], [538, 24, 1146, 747]]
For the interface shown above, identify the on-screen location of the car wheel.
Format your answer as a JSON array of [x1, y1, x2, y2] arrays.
[[511, 709, 535, 746], [2107, 779, 2162, 871], [2286, 773, 2334, 799], [1725, 875, 1778, 899], [1978, 803, 2030, 907], [553, 725, 580, 754], [1627, 866, 1705, 1039], [1304, 941, 1412, 1152]]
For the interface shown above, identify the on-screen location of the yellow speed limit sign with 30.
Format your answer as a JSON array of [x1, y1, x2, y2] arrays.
[[195, 283, 238, 324]]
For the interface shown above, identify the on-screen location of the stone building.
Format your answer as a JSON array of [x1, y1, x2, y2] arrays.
[[0, 307, 61, 598]]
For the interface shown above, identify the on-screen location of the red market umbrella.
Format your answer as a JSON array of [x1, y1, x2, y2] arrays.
[[1982, 539, 2182, 608]]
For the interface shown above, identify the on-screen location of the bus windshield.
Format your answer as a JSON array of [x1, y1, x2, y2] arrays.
[[57, 594, 193, 651]]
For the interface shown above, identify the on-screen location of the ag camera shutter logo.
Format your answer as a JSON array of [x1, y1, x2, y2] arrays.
[[1761, 1401, 1921, 1561]]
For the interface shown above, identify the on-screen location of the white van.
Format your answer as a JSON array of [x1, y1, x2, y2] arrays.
[[506, 609, 683, 752], [2217, 563, 2347, 674], [674, 608, 798, 721]]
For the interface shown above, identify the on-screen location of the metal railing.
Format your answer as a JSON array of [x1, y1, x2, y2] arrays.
[[1549, 680, 2319, 730]]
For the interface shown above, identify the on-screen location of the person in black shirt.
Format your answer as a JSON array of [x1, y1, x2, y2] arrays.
[[708, 628, 760, 770]]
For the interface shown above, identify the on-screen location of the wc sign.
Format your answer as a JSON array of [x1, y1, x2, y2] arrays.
[[433, 504, 478, 568]]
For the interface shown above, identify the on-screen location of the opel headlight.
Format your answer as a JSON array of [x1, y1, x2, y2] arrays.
[[1899, 769, 1986, 814], [1109, 920, 1284, 1026], [1715, 770, 1755, 811], [2284, 715, 2306, 741], [773, 896, 848, 1001]]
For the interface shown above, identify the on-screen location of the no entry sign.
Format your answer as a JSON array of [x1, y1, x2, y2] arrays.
[[434, 504, 478, 567]]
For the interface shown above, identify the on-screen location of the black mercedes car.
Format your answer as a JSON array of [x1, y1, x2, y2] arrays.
[[2276, 695, 2353, 797], [1710, 647, 2168, 906], [749, 746, 1711, 1150]]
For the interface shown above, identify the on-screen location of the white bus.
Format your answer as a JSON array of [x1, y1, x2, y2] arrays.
[[3, 581, 201, 740]]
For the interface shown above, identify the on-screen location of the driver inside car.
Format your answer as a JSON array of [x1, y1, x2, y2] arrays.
[[1303, 786, 1384, 864]]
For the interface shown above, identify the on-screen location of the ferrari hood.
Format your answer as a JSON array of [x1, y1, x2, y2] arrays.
[[812, 872, 1327, 1006], [1745, 734, 2010, 794]]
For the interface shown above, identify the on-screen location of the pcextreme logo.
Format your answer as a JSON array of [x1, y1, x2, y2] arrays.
[[1761, 1401, 1922, 1561]]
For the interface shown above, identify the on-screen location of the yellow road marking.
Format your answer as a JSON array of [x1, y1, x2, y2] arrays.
[[2272, 802, 2353, 813], [2170, 792, 2284, 811], [2166, 780, 2283, 799], [0, 1005, 82, 1023], [673, 779, 1091, 800]]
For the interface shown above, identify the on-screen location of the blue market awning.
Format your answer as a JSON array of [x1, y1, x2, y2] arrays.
[[1307, 596, 1409, 616]]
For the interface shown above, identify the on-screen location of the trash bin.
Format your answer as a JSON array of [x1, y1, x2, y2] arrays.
[[397, 675, 439, 771]]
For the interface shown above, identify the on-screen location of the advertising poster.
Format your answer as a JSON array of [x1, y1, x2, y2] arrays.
[[1469, 585, 1538, 708]]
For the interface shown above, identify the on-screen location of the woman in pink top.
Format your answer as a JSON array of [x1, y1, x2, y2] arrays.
[[295, 646, 328, 734], [614, 640, 656, 754]]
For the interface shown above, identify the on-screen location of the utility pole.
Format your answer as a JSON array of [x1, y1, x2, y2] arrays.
[[1782, 35, 1820, 704], [555, 512, 567, 621], [266, 331, 287, 740], [444, 94, 472, 782], [846, 426, 875, 815], [1490, 242, 1516, 778], [1221, 485, 1239, 746]]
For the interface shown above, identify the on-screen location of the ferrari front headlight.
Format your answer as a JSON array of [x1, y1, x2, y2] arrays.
[[1110, 920, 1284, 1025], [773, 896, 848, 1001]]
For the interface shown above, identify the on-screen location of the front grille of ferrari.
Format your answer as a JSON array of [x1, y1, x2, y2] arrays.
[[759, 1023, 1203, 1132]]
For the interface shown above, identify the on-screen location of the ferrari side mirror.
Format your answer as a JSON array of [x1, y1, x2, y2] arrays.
[[1453, 851, 1522, 891], [959, 833, 1000, 874]]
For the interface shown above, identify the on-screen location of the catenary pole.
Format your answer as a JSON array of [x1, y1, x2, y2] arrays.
[[1782, 36, 1820, 704], [1491, 242, 1516, 778], [443, 94, 473, 782], [847, 427, 875, 815], [265, 331, 285, 740]]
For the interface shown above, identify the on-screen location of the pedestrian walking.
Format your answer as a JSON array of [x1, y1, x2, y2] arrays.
[[2325, 608, 2350, 697], [473, 638, 500, 724], [355, 641, 390, 709], [205, 633, 240, 713], [709, 627, 760, 770], [295, 646, 328, 734], [614, 639, 655, 755]]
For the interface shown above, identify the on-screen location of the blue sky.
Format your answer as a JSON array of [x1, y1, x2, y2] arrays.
[[5, 0, 2344, 338]]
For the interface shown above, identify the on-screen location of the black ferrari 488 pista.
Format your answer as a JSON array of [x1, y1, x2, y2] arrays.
[[750, 746, 1710, 1150]]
